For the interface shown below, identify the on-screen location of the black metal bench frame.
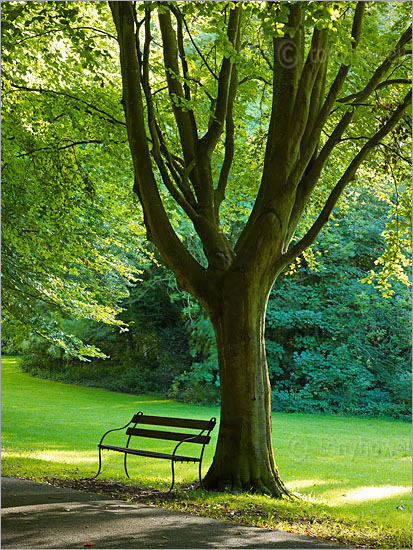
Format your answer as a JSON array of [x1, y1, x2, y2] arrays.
[[94, 411, 216, 493]]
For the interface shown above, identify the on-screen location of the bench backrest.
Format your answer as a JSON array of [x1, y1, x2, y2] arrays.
[[126, 412, 216, 445]]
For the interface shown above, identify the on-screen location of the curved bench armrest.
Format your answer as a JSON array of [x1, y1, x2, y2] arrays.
[[171, 431, 206, 459], [171, 417, 216, 459], [98, 421, 133, 446], [98, 411, 143, 446]]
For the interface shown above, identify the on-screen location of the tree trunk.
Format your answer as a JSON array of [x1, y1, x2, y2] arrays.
[[203, 280, 290, 498]]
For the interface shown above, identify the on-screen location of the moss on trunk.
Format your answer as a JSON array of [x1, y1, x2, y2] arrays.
[[203, 285, 291, 498]]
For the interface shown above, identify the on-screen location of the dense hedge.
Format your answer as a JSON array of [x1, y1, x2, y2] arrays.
[[266, 195, 411, 419], [267, 269, 411, 419]]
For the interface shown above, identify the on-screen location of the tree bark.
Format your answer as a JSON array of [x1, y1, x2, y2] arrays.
[[203, 277, 290, 498]]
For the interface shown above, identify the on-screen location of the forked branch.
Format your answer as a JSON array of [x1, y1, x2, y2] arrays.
[[158, 7, 198, 164], [109, 1, 205, 298], [279, 89, 412, 270], [298, 23, 412, 204], [214, 8, 242, 215], [199, 5, 241, 156]]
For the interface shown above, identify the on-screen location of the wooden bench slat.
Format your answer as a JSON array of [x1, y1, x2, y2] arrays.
[[99, 444, 200, 462], [131, 414, 214, 430], [126, 427, 210, 444]]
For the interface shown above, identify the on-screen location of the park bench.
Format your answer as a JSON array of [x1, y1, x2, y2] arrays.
[[94, 411, 216, 493]]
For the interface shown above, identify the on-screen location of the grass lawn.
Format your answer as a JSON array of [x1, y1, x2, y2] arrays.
[[1, 356, 411, 548]]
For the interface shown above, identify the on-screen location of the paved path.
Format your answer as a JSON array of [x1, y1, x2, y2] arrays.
[[1, 477, 357, 549]]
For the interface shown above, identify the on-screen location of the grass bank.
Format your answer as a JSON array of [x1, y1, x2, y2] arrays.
[[1, 356, 411, 548]]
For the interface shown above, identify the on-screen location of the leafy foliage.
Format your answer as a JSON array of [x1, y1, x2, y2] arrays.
[[19, 266, 192, 394], [1, 1, 151, 358]]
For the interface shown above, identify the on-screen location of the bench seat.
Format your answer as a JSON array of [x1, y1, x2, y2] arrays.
[[99, 444, 200, 463]]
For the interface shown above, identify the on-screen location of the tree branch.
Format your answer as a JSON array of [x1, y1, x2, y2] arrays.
[[294, 22, 412, 220], [338, 25, 412, 107], [153, 120, 199, 209], [232, 3, 305, 264], [9, 83, 126, 126], [198, 4, 241, 156], [158, 6, 198, 164], [169, 4, 192, 102], [14, 25, 117, 45], [287, 27, 329, 147], [136, 7, 197, 215], [338, 78, 412, 103], [214, 8, 242, 216], [138, 13, 199, 212], [140, 8, 161, 157], [261, 3, 304, 180], [16, 139, 105, 157], [288, 0, 365, 190], [154, 155, 199, 220], [181, 14, 218, 81], [279, 89, 412, 270], [259, 44, 273, 72], [314, 2, 365, 131], [378, 141, 411, 165], [109, 1, 205, 299], [238, 75, 271, 86]]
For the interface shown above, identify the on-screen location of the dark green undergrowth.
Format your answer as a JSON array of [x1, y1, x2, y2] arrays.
[[17, 276, 193, 396]]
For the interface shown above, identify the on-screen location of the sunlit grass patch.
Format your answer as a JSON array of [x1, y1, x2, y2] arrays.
[[330, 485, 411, 504], [1, 356, 411, 548], [5, 450, 98, 464]]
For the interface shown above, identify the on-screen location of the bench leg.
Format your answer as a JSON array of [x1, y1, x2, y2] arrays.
[[123, 452, 130, 478], [166, 460, 175, 494], [93, 446, 102, 479], [198, 443, 207, 490], [199, 461, 203, 489]]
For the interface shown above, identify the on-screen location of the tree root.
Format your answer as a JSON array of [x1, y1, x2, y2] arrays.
[[203, 472, 296, 500]]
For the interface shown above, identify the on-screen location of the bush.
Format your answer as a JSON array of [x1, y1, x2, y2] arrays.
[[266, 192, 411, 419], [20, 277, 192, 396]]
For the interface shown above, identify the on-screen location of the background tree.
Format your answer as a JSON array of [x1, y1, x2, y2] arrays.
[[109, 1, 411, 496], [1, 1, 149, 358]]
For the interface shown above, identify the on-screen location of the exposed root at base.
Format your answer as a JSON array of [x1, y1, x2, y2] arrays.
[[203, 473, 296, 500]]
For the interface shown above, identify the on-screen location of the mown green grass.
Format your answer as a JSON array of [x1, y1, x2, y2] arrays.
[[2, 356, 411, 548]]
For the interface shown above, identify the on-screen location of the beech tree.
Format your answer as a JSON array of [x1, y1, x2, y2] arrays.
[[109, 1, 411, 496], [2, 1, 411, 497]]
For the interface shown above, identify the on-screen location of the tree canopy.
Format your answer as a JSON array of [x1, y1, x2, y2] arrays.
[[2, 1, 148, 357], [2, 2, 411, 338]]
